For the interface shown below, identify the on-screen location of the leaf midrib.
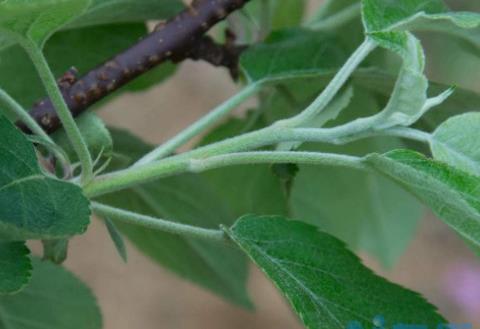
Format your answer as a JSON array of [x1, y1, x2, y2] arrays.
[[0, 175, 45, 193]]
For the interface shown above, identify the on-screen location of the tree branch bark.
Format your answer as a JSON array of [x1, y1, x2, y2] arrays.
[[16, 0, 251, 134]]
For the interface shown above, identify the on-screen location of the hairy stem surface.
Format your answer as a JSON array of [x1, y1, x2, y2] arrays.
[[24, 42, 93, 184], [92, 202, 227, 243]]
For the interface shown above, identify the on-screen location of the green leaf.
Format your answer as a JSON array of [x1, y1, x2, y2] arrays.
[[366, 149, 480, 249], [104, 217, 127, 262], [361, 0, 448, 33], [240, 28, 347, 84], [0, 115, 90, 240], [52, 112, 112, 162], [292, 139, 423, 267], [361, 0, 480, 51], [232, 0, 306, 44], [0, 241, 31, 294], [70, 0, 183, 28], [0, 0, 91, 48], [270, 0, 306, 30], [99, 128, 252, 307], [309, 0, 365, 55], [414, 14, 480, 53], [368, 31, 432, 129], [431, 112, 480, 177], [226, 215, 446, 328], [347, 69, 480, 131], [0, 258, 102, 329], [199, 112, 288, 217], [0, 23, 176, 109]]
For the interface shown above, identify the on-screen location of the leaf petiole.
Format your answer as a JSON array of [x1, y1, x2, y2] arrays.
[[135, 83, 262, 166], [92, 202, 227, 244], [274, 38, 377, 128], [22, 41, 94, 184], [0, 88, 53, 143]]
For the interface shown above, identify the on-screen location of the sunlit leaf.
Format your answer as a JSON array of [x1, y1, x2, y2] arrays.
[[367, 149, 480, 249], [227, 215, 445, 329], [431, 112, 480, 176]]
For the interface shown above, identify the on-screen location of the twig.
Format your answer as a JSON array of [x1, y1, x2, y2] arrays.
[[177, 32, 247, 79], [16, 0, 251, 135]]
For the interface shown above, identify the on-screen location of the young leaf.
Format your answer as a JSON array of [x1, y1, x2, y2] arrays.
[[99, 128, 252, 307], [431, 112, 480, 177], [240, 28, 347, 84], [0, 115, 90, 240], [0, 241, 31, 294], [366, 149, 480, 249], [226, 215, 446, 328], [0, 0, 91, 48], [104, 217, 128, 262], [368, 32, 429, 129], [291, 139, 423, 267], [0, 258, 102, 329], [350, 69, 480, 130]]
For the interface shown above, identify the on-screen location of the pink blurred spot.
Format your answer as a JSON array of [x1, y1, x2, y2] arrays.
[[445, 262, 480, 318]]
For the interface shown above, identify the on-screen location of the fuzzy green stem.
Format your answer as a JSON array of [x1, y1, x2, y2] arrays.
[[380, 127, 432, 143], [92, 202, 227, 243], [276, 38, 377, 128], [23, 41, 93, 184], [135, 83, 261, 165], [84, 124, 430, 198], [86, 120, 401, 198], [0, 88, 53, 142], [189, 151, 367, 173]]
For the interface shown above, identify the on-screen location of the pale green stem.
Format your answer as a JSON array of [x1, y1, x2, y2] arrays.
[[84, 124, 427, 198], [92, 202, 227, 243], [332, 125, 433, 145], [173, 116, 377, 161], [23, 41, 93, 184], [135, 83, 262, 166], [85, 149, 366, 198], [307, 3, 362, 31], [189, 151, 367, 173], [276, 38, 377, 128], [0, 88, 53, 143], [379, 127, 432, 144]]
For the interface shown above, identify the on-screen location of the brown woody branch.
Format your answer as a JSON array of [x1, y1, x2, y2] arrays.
[[16, 0, 251, 135], [177, 32, 247, 79]]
